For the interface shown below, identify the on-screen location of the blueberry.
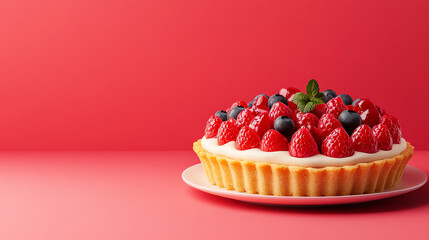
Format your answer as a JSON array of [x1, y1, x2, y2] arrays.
[[338, 94, 353, 105], [274, 116, 295, 137], [352, 98, 361, 106], [215, 110, 228, 121], [338, 110, 362, 135], [248, 100, 254, 108], [254, 94, 269, 101], [268, 94, 288, 109], [227, 106, 245, 120], [323, 89, 337, 103]]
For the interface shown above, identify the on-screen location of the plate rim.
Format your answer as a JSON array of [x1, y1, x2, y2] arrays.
[[182, 163, 427, 204]]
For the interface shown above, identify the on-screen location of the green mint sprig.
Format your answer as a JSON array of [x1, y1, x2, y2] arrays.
[[293, 79, 324, 113]]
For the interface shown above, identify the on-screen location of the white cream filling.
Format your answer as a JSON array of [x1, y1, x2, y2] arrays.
[[201, 136, 407, 168]]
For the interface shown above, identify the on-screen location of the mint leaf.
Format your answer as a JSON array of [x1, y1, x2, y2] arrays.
[[306, 79, 319, 97], [293, 92, 309, 105], [311, 98, 324, 105], [303, 102, 315, 113], [297, 102, 307, 112]]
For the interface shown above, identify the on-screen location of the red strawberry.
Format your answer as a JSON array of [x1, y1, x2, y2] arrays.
[[289, 127, 319, 157], [321, 128, 355, 158], [311, 103, 326, 118], [260, 130, 288, 152], [236, 108, 256, 128], [372, 124, 393, 150], [250, 96, 269, 115], [318, 113, 343, 141], [254, 95, 269, 108], [380, 115, 401, 144], [279, 87, 300, 111], [346, 105, 354, 111], [351, 124, 378, 153], [302, 124, 322, 148], [326, 97, 347, 118], [295, 112, 319, 129], [204, 115, 223, 138], [235, 126, 260, 150], [249, 112, 272, 138], [384, 114, 402, 136], [353, 99, 380, 127], [376, 105, 386, 117], [217, 118, 240, 145], [226, 100, 248, 112], [269, 102, 292, 124]]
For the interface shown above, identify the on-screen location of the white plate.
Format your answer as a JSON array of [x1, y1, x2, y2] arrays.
[[182, 164, 427, 206]]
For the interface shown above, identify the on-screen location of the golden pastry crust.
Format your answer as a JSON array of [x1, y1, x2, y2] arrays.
[[193, 139, 414, 196]]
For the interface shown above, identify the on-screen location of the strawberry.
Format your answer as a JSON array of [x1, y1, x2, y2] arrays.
[[236, 108, 256, 128], [351, 124, 378, 153], [318, 113, 343, 141], [326, 97, 347, 118], [384, 114, 402, 136], [226, 100, 248, 112], [346, 105, 354, 111], [204, 115, 223, 138], [249, 112, 272, 138], [235, 126, 260, 150], [302, 124, 322, 148], [295, 112, 319, 129], [269, 102, 292, 124], [250, 96, 270, 115], [376, 105, 386, 117], [372, 124, 393, 150], [321, 128, 355, 158], [380, 115, 401, 144], [279, 87, 300, 111], [289, 127, 319, 157], [311, 103, 326, 118], [353, 99, 380, 127], [217, 118, 240, 145], [260, 130, 288, 152]]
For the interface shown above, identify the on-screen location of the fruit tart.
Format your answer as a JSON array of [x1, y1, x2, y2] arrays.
[[193, 80, 414, 196]]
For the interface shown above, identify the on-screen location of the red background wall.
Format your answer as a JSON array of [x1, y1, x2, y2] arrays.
[[0, 0, 428, 150]]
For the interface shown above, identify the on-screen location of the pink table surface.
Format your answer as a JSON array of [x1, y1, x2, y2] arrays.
[[0, 151, 427, 240]]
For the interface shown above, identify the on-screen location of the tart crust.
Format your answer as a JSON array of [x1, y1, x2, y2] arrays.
[[193, 139, 414, 196]]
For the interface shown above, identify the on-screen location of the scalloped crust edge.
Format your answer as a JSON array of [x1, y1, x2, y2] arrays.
[[193, 139, 414, 196]]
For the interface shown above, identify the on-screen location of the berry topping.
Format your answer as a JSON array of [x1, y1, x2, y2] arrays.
[[326, 97, 347, 118], [352, 98, 361, 106], [230, 100, 248, 110], [318, 113, 343, 140], [321, 128, 355, 158], [338, 94, 353, 105], [380, 115, 401, 144], [235, 126, 260, 150], [269, 102, 292, 124], [227, 106, 245, 120], [353, 99, 380, 127], [385, 114, 402, 135], [295, 112, 319, 129], [289, 127, 319, 157], [248, 100, 254, 108], [346, 105, 354, 110], [311, 103, 326, 119], [372, 124, 393, 150], [279, 87, 301, 99], [249, 112, 272, 138], [215, 110, 227, 121], [268, 94, 288, 109], [260, 130, 289, 152], [376, 105, 386, 117], [217, 118, 240, 145], [254, 94, 269, 101], [236, 108, 256, 128], [251, 95, 270, 115], [338, 110, 362, 135], [273, 116, 295, 138], [351, 124, 378, 153], [302, 124, 322, 148], [204, 115, 223, 138], [323, 89, 337, 103]]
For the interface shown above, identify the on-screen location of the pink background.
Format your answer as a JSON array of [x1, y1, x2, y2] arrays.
[[1, 0, 429, 150]]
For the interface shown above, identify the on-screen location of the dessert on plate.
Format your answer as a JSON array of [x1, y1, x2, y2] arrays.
[[193, 80, 414, 196]]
